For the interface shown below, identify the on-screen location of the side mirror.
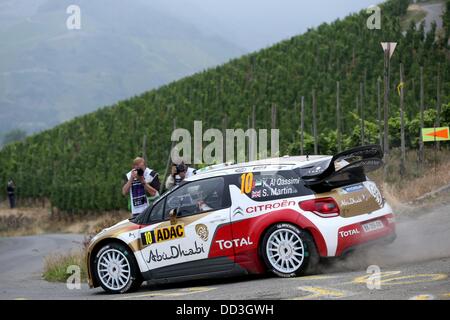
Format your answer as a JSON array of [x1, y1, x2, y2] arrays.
[[169, 208, 178, 225]]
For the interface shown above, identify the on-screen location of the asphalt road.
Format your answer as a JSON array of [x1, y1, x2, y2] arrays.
[[1, 202, 450, 300]]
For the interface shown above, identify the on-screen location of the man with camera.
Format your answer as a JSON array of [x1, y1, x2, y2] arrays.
[[165, 162, 195, 190], [122, 157, 160, 217]]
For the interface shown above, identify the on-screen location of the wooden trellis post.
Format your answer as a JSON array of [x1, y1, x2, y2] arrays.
[[400, 63, 406, 176], [336, 81, 342, 152], [312, 90, 318, 154]]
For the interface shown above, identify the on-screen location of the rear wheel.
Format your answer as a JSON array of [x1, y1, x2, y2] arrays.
[[261, 223, 319, 277], [93, 242, 142, 294]]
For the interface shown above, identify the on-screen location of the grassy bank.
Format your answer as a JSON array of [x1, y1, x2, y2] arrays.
[[43, 249, 88, 282], [0, 208, 129, 237], [41, 216, 120, 282], [370, 147, 450, 204]]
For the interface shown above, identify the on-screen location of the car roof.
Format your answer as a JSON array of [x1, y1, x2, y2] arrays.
[[186, 155, 332, 182]]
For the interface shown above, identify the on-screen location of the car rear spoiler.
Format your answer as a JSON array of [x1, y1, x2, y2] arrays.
[[300, 145, 383, 190]]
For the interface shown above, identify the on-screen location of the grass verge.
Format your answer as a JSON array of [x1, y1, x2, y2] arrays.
[[42, 215, 122, 282], [370, 147, 450, 204], [0, 208, 129, 237], [43, 249, 88, 282]]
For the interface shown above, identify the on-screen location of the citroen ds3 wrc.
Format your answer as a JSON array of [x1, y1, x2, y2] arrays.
[[86, 145, 396, 293]]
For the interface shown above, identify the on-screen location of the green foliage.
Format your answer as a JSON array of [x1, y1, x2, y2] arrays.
[[287, 132, 316, 156], [442, 102, 450, 126], [0, 0, 448, 213], [43, 250, 87, 282], [444, 0, 450, 47]]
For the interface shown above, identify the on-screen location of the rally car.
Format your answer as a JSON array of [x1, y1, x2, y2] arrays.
[[86, 145, 396, 293]]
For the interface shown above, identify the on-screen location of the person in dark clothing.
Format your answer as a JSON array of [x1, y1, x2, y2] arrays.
[[6, 179, 15, 209]]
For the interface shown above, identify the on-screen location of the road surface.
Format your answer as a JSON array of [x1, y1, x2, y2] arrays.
[[422, 2, 445, 32], [1, 201, 450, 300], [413, 1, 445, 33]]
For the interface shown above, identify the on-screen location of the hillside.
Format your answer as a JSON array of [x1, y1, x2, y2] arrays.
[[0, 0, 449, 213], [0, 0, 243, 135]]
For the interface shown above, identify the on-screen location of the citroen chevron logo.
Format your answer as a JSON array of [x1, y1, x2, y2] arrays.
[[233, 206, 244, 216]]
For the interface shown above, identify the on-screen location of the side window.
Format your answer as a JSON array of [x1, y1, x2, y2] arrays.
[[231, 170, 313, 201], [139, 199, 165, 225], [164, 177, 226, 218], [149, 199, 164, 222]]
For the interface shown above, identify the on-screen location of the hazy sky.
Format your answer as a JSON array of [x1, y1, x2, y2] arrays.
[[0, 0, 387, 134], [165, 0, 383, 51]]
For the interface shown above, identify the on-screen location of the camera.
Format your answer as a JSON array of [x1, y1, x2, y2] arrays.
[[136, 168, 144, 177], [176, 164, 186, 174]]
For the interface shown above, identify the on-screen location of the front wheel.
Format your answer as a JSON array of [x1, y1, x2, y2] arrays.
[[93, 242, 142, 294], [261, 223, 319, 277]]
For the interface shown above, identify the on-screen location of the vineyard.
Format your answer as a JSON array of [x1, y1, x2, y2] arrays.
[[0, 0, 449, 214]]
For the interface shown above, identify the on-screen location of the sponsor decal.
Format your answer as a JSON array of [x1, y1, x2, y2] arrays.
[[344, 159, 381, 171], [146, 241, 205, 263], [252, 165, 267, 171], [365, 181, 384, 207], [251, 190, 262, 198], [273, 177, 301, 186], [216, 237, 254, 250], [241, 173, 302, 198], [339, 228, 360, 238], [141, 224, 185, 246], [254, 176, 301, 197], [307, 165, 324, 175], [269, 186, 296, 196], [195, 224, 209, 241], [233, 207, 244, 217], [240, 173, 255, 194], [340, 194, 368, 206], [341, 183, 364, 194], [245, 200, 296, 214]]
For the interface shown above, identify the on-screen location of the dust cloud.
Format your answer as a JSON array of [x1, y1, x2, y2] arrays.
[[319, 202, 450, 273]]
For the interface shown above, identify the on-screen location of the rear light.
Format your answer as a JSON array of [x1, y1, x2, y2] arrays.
[[299, 197, 340, 217]]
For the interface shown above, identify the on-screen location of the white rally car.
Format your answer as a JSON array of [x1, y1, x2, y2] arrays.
[[86, 145, 396, 293]]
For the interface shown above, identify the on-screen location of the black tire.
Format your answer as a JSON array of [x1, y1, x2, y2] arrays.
[[260, 223, 319, 277], [93, 242, 142, 294]]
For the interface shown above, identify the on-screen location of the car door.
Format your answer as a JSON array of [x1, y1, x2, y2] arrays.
[[138, 176, 234, 279]]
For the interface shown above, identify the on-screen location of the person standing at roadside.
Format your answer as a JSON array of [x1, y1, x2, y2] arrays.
[[6, 179, 15, 209], [165, 162, 195, 190], [122, 157, 160, 217]]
